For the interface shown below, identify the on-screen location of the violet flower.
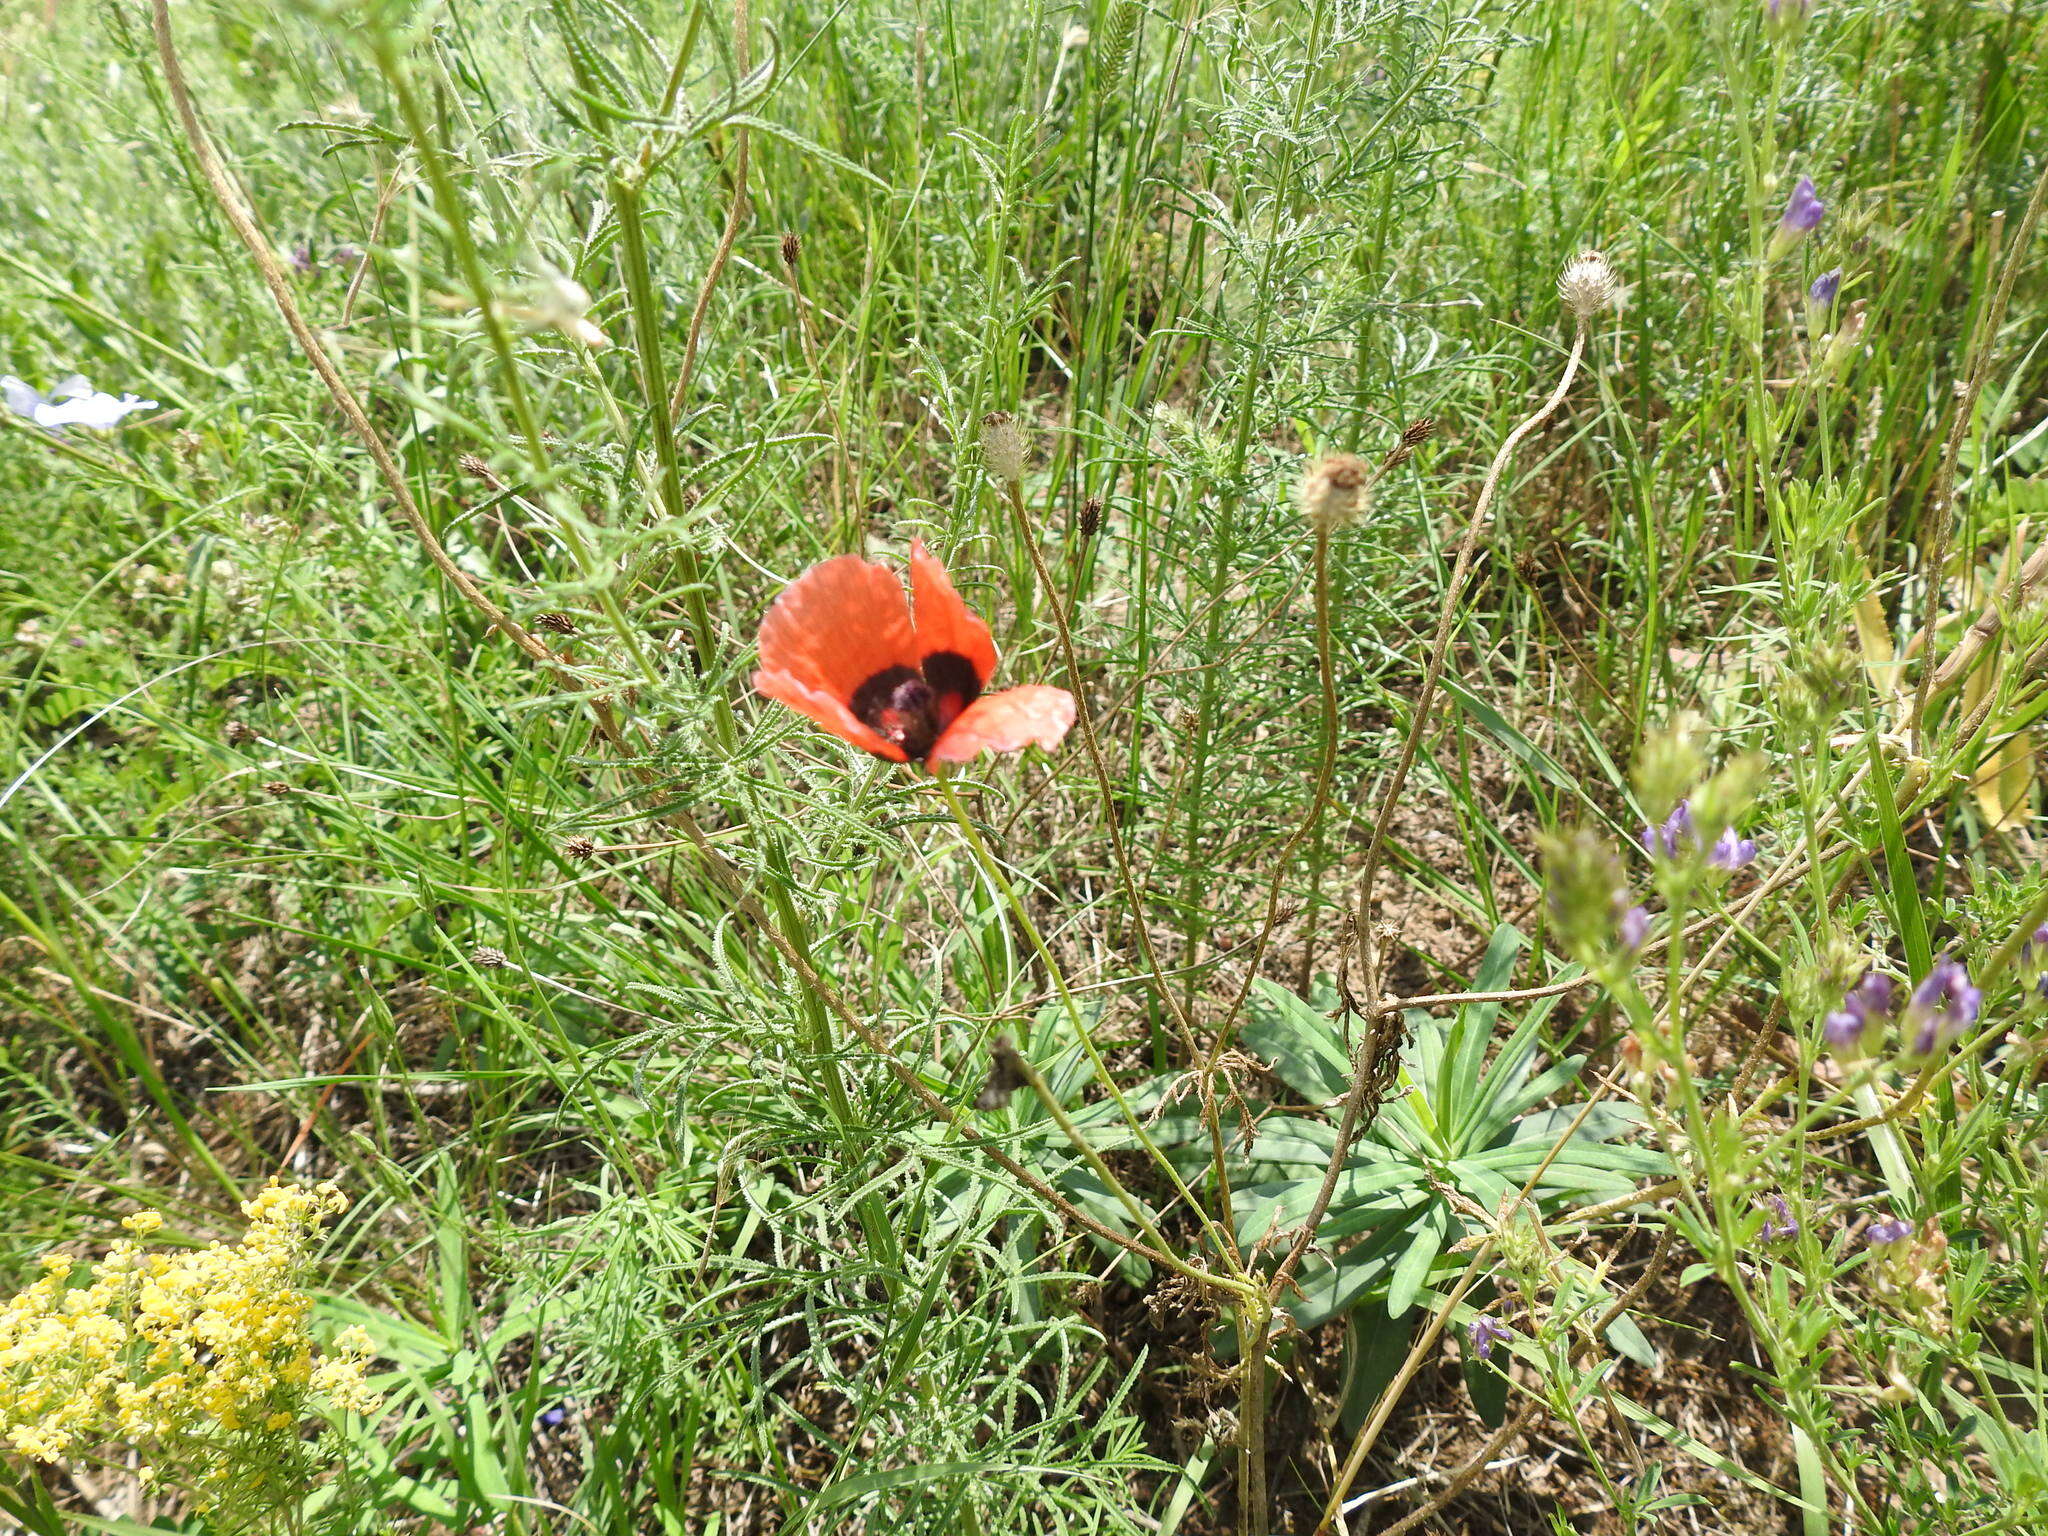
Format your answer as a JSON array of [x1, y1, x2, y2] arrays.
[[1640, 800, 1695, 859], [1618, 904, 1651, 952], [1808, 268, 1842, 308], [1771, 177, 1826, 258], [1467, 1316, 1512, 1360], [1758, 1195, 1799, 1241], [1865, 1217, 1911, 1246], [1708, 827, 1758, 870], [1903, 957, 1980, 1057], [1823, 970, 1894, 1058]]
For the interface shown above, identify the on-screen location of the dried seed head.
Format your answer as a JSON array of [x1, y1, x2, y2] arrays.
[[1557, 249, 1620, 321], [471, 945, 509, 969], [459, 454, 506, 494], [1296, 453, 1372, 534], [980, 411, 1029, 484], [536, 611, 578, 635], [974, 1035, 1028, 1110], [262, 780, 292, 798], [1377, 418, 1436, 472], [563, 835, 597, 861], [780, 231, 802, 268], [1077, 496, 1103, 539], [224, 720, 257, 746]]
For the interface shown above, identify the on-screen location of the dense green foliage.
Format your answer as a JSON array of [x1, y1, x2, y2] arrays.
[[3, 0, 2047, 1530]]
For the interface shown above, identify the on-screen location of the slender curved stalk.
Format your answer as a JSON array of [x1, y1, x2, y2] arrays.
[[1272, 321, 1592, 1302], [668, 0, 753, 419]]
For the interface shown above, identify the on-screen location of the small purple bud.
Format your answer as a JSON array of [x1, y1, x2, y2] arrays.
[[1823, 970, 1893, 1058], [1467, 1316, 1512, 1360], [1864, 1217, 1911, 1246], [1808, 268, 1842, 307], [1618, 905, 1651, 952], [537, 1405, 568, 1429], [1708, 827, 1758, 870], [1771, 177, 1826, 259], [289, 242, 315, 275], [331, 244, 365, 268], [1781, 177, 1826, 234], [2019, 922, 2048, 967]]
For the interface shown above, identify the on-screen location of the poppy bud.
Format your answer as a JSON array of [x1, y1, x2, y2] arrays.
[[980, 411, 1029, 484], [1297, 452, 1371, 534], [1557, 249, 1620, 321]]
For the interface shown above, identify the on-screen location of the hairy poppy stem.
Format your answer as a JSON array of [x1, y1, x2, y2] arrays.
[[931, 770, 1234, 1275], [996, 479, 1248, 1263]]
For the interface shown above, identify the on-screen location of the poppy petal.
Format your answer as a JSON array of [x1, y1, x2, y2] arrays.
[[927, 685, 1076, 766], [752, 666, 908, 762], [909, 539, 998, 688], [755, 554, 921, 701]]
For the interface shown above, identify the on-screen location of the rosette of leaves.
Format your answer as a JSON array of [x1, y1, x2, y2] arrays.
[[1233, 926, 1666, 1418]]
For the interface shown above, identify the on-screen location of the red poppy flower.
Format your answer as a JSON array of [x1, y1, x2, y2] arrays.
[[754, 540, 1076, 769]]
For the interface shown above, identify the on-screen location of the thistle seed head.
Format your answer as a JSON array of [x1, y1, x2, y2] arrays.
[[1558, 249, 1620, 321], [980, 411, 1029, 484], [1297, 453, 1371, 534]]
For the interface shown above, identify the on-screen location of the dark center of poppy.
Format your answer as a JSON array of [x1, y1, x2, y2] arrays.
[[850, 651, 981, 761]]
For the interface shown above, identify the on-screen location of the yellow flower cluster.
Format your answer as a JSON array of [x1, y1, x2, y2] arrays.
[[0, 1181, 378, 1479]]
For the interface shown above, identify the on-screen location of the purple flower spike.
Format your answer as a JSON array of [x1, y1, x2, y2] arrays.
[[1708, 827, 1758, 870], [1467, 1316, 1512, 1360], [1808, 268, 1842, 307], [1904, 957, 1980, 1057], [1758, 1195, 1799, 1241], [1865, 1217, 1911, 1246], [1618, 905, 1651, 952]]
